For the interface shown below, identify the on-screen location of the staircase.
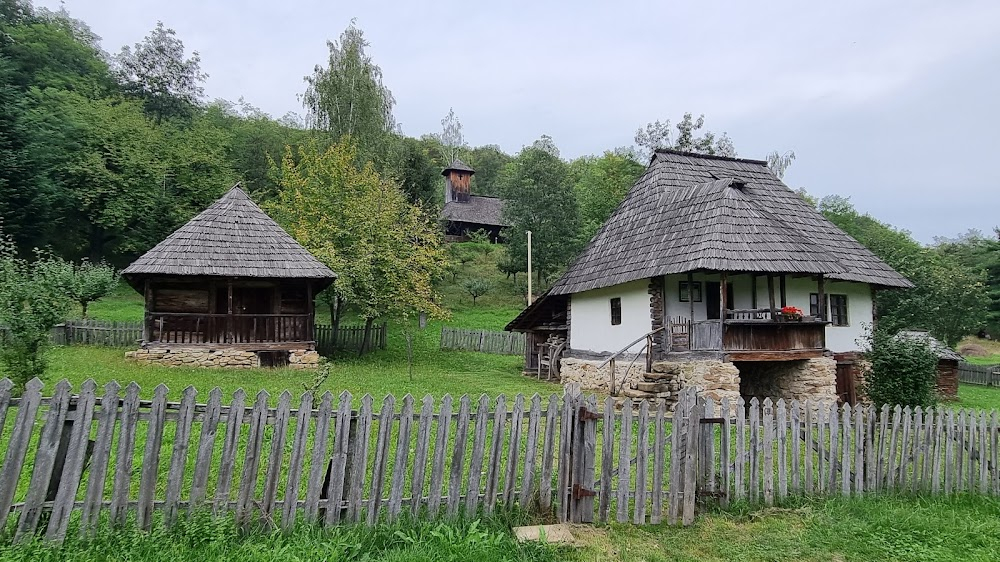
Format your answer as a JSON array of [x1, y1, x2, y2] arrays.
[[621, 364, 682, 410]]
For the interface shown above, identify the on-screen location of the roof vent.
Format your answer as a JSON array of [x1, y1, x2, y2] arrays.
[[728, 178, 747, 190]]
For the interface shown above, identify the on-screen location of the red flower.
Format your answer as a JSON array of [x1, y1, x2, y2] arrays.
[[781, 306, 803, 315]]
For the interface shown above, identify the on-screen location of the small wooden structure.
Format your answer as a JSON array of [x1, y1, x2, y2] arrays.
[[505, 290, 569, 375], [122, 185, 335, 366], [440, 159, 508, 242], [897, 331, 963, 400]]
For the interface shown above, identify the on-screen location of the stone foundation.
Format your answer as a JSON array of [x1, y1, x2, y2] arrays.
[[652, 360, 741, 405], [737, 358, 837, 405], [125, 347, 320, 369], [559, 357, 645, 393]]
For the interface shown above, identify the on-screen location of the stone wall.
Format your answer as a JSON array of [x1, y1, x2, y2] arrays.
[[737, 358, 837, 404], [936, 361, 959, 400], [559, 357, 646, 392], [125, 347, 320, 370], [648, 277, 665, 360], [652, 360, 741, 404]]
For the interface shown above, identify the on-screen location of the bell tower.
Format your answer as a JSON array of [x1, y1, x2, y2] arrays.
[[442, 159, 475, 203]]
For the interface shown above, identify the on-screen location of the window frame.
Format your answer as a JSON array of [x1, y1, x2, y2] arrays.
[[610, 297, 622, 326], [679, 281, 702, 303], [809, 293, 849, 326]]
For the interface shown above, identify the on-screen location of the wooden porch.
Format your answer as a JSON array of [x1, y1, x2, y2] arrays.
[[146, 312, 314, 348], [669, 309, 827, 361]]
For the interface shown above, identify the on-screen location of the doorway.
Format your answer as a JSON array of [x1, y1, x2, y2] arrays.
[[705, 282, 735, 320]]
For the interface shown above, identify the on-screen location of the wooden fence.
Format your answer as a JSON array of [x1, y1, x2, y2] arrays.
[[439, 327, 525, 355], [1, 379, 999, 545], [958, 362, 1000, 386], [314, 323, 387, 356]]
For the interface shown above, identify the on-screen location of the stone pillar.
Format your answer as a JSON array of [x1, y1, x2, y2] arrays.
[[648, 276, 665, 361]]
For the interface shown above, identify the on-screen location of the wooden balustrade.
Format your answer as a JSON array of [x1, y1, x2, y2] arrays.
[[148, 313, 313, 344]]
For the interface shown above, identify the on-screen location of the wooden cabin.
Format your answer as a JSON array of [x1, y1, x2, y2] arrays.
[[440, 159, 508, 242], [507, 150, 913, 403], [122, 185, 336, 368]]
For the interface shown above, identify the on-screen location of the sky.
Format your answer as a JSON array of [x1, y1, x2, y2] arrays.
[[39, 0, 1000, 243]]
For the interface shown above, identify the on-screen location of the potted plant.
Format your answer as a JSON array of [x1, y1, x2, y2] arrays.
[[779, 306, 803, 321]]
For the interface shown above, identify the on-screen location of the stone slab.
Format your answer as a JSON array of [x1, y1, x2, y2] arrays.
[[513, 524, 576, 545]]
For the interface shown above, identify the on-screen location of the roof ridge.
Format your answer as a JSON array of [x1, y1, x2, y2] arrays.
[[654, 148, 768, 166]]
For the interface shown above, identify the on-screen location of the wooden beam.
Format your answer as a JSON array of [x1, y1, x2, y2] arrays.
[[719, 271, 727, 351], [750, 275, 757, 310], [725, 349, 825, 362], [767, 274, 777, 321], [817, 274, 826, 322], [142, 279, 152, 343], [227, 280, 234, 344], [779, 275, 787, 308], [687, 272, 695, 322]]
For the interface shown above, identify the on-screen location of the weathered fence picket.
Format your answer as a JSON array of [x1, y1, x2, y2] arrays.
[[439, 326, 526, 355]]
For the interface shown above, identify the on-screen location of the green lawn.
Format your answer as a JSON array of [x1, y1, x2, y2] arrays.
[[568, 495, 1000, 561], [956, 384, 1000, 411]]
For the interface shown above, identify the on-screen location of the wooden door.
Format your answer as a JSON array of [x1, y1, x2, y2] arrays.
[[835, 362, 857, 405]]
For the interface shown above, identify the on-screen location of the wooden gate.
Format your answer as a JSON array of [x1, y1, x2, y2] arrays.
[[835, 361, 857, 405]]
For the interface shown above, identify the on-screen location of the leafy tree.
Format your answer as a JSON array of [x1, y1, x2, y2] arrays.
[[862, 328, 940, 408], [634, 113, 735, 161], [766, 150, 796, 179], [63, 260, 118, 318], [114, 21, 207, 122], [302, 21, 396, 166], [499, 139, 581, 282], [571, 151, 645, 240], [934, 229, 1000, 337], [439, 107, 466, 164], [462, 278, 491, 306], [496, 250, 525, 282], [392, 136, 439, 206], [0, 231, 74, 392], [465, 145, 511, 197]]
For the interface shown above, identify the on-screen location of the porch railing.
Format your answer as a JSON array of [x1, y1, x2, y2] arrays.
[[148, 313, 313, 344]]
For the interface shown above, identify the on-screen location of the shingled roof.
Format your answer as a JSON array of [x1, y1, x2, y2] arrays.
[[442, 158, 475, 175], [441, 195, 508, 227], [549, 149, 912, 295], [123, 184, 336, 281]]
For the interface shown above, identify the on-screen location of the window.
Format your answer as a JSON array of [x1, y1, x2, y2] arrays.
[[810, 293, 849, 326], [610, 297, 622, 326], [679, 281, 702, 302]]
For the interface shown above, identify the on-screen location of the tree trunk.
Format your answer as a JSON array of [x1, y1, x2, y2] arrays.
[[331, 296, 343, 351], [80, 300, 89, 319], [359, 317, 374, 357]]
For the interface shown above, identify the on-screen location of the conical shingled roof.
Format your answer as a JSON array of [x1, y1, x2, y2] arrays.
[[442, 158, 475, 175], [122, 184, 336, 281], [549, 150, 912, 295]]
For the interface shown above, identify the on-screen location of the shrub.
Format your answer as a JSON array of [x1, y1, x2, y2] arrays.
[[462, 278, 491, 305], [861, 328, 940, 408], [64, 260, 119, 318]]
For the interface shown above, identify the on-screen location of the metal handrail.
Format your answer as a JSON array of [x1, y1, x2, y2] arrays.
[[598, 326, 665, 369]]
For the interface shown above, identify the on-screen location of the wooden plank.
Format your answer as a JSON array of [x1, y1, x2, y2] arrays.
[[301, 390, 334, 522], [427, 395, 453, 516], [504, 395, 525, 507], [668, 394, 684, 525], [111, 382, 141, 524], [876, 404, 889, 490], [841, 404, 852, 496], [827, 401, 839, 493], [261, 391, 292, 526], [776, 399, 787, 500], [909, 406, 922, 493], [164, 385, 197, 527], [703, 398, 716, 498], [735, 397, 746, 501], [634, 400, 650, 524], [762, 398, 774, 506], [991, 411, 998, 495], [865, 404, 877, 493], [919, 407, 933, 492], [80, 381, 121, 535], [189, 387, 222, 512], [682, 390, 699, 525], [557, 386, 577, 522], [214, 389, 247, 514], [599, 396, 615, 523], [323, 391, 350, 526], [465, 395, 490, 516], [539, 394, 558, 513], [652, 399, 668, 521], [887, 405, 902, 490], [617, 398, 634, 523], [854, 404, 864, 495], [136, 383, 168, 532], [236, 390, 269, 528], [944, 408, 955, 494], [483, 395, 506, 514], [580, 394, 597, 523], [46, 379, 97, 543], [956, 409, 966, 493], [979, 410, 989, 494], [346, 395, 373, 523], [411, 395, 435, 516], [367, 395, 396, 525], [816, 402, 826, 494], [0, 378, 43, 536], [899, 406, 912, 491], [281, 391, 313, 531], [519, 394, 542, 510], [804, 400, 813, 495], [790, 400, 801, 495], [448, 394, 471, 517], [748, 397, 760, 502], [389, 395, 415, 521], [931, 408, 943, 494]]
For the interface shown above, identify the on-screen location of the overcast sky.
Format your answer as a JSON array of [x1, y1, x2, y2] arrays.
[[40, 0, 1000, 243]]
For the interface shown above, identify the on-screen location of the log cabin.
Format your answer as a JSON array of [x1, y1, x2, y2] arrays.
[[507, 149, 913, 406], [440, 159, 508, 242], [122, 184, 336, 369]]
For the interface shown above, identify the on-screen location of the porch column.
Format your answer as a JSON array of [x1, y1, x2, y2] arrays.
[[779, 275, 787, 308], [687, 271, 695, 321], [142, 279, 152, 343], [719, 271, 727, 351], [751, 275, 757, 309], [227, 279, 234, 344], [817, 274, 826, 322], [767, 274, 777, 320], [306, 281, 314, 342]]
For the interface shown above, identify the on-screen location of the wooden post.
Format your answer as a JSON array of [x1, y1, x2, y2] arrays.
[[227, 280, 234, 344], [750, 275, 757, 310], [527, 230, 533, 305], [687, 272, 695, 322], [719, 271, 727, 351], [817, 274, 826, 322], [767, 274, 777, 321], [779, 275, 787, 308], [306, 282, 314, 342], [142, 280, 152, 343]]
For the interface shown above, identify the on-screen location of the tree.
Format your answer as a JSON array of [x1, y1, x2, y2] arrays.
[[439, 107, 465, 164], [571, 151, 645, 240], [766, 150, 796, 179], [0, 231, 73, 392], [114, 22, 207, 122], [500, 139, 581, 282], [392, 136, 439, 206], [861, 328, 939, 408], [268, 139, 448, 353], [934, 228, 1000, 337], [462, 278, 491, 305], [63, 259, 118, 318], [634, 113, 735, 161], [302, 21, 396, 166], [465, 144, 512, 197]]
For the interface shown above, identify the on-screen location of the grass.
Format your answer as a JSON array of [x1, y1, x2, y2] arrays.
[[567, 495, 1000, 561], [956, 384, 1000, 411], [957, 336, 1000, 365]]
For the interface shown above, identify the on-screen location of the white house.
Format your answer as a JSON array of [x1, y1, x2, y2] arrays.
[[507, 150, 912, 405]]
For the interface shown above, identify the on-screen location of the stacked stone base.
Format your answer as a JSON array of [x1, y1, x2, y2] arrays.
[[622, 369, 682, 410], [558, 357, 646, 393], [125, 347, 320, 369]]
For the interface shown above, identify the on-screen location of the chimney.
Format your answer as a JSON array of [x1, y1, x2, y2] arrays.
[[442, 159, 475, 204]]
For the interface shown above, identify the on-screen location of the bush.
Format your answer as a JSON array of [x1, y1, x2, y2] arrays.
[[861, 328, 940, 408], [462, 278, 491, 305]]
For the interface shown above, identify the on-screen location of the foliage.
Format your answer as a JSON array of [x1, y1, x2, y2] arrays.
[[438, 107, 466, 164], [391, 135, 440, 206], [449, 244, 478, 267], [0, 232, 74, 391], [634, 112, 736, 161], [861, 327, 940, 408], [465, 145, 512, 197], [571, 150, 645, 240], [462, 278, 491, 305], [934, 228, 1000, 337], [766, 149, 796, 179], [820, 195, 989, 346], [302, 20, 396, 167], [499, 140, 581, 282], [61, 259, 118, 318], [114, 21, 207, 122]]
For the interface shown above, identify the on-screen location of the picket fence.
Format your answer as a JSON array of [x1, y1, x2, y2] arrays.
[[958, 362, 1000, 387], [439, 326, 525, 355], [1, 379, 998, 545], [315, 323, 387, 356]]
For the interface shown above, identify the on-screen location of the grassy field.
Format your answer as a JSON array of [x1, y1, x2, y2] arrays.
[[957, 336, 1000, 365], [568, 495, 1000, 561], [956, 384, 1000, 411]]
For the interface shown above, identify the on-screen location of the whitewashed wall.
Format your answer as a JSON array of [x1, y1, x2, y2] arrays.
[[569, 279, 651, 354], [662, 273, 873, 353]]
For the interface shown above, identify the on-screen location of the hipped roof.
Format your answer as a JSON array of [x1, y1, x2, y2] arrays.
[[441, 196, 508, 227], [549, 150, 912, 295], [442, 158, 475, 175], [123, 184, 336, 282]]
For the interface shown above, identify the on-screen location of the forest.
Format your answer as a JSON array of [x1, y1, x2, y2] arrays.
[[1, 0, 997, 348]]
